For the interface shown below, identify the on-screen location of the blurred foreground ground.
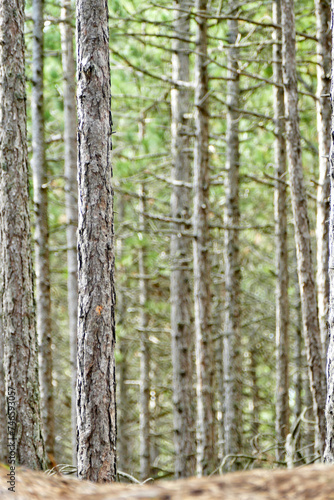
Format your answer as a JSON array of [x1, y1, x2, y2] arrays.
[[1, 463, 334, 499]]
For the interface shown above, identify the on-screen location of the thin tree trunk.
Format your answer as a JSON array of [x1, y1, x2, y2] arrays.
[[139, 185, 151, 481], [249, 336, 260, 441], [0, 0, 46, 468], [117, 336, 130, 473], [315, 0, 331, 360], [223, 6, 242, 467], [304, 370, 315, 462], [293, 269, 303, 431], [76, 0, 116, 481], [170, 0, 196, 479], [193, 0, 216, 476], [32, 0, 54, 459], [324, 0, 334, 464], [214, 277, 224, 461], [116, 200, 130, 473], [281, 0, 326, 454], [60, 0, 78, 467], [292, 257, 314, 464], [216, 334, 224, 461], [273, 0, 289, 463]]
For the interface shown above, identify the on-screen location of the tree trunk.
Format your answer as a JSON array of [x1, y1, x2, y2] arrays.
[[315, 0, 331, 360], [139, 185, 151, 481], [324, 0, 334, 464], [293, 269, 303, 431], [116, 200, 130, 474], [32, 0, 54, 460], [193, 0, 216, 476], [60, 0, 78, 467], [273, 0, 289, 463], [213, 276, 224, 462], [170, 0, 196, 479], [287, 268, 303, 465], [249, 335, 260, 442], [304, 370, 315, 462], [76, 0, 117, 482], [281, 0, 326, 454], [0, 0, 46, 468], [223, 6, 242, 467], [117, 337, 130, 473]]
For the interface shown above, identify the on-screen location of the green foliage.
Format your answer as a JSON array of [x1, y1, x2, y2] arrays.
[[22, 0, 323, 475]]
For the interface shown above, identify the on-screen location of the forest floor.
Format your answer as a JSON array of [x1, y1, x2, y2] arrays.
[[1, 463, 334, 499]]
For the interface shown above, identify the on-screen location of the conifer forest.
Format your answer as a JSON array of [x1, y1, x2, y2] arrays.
[[4, 0, 334, 489]]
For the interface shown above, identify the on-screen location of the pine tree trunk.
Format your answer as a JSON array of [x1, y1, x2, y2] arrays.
[[60, 0, 78, 467], [139, 186, 151, 481], [293, 269, 303, 427], [193, 0, 216, 476], [117, 336, 130, 473], [249, 336, 260, 441], [223, 8, 242, 467], [315, 0, 331, 360], [324, 0, 334, 464], [304, 371, 315, 462], [273, 0, 289, 462], [76, 0, 116, 482], [214, 276, 224, 461], [116, 200, 130, 473], [32, 0, 54, 460], [170, 0, 196, 479], [0, 0, 46, 468], [281, 0, 326, 454]]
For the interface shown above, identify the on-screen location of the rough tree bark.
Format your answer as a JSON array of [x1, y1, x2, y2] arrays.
[[315, 0, 331, 360], [139, 185, 151, 481], [281, 0, 326, 453], [60, 0, 78, 467], [170, 0, 196, 479], [273, 0, 289, 462], [32, 0, 54, 459], [223, 6, 242, 467], [76, 0, 117, 482], [324, 0, 334, 464], [193, 0, 216, 476], [0, 0, 46, 469]]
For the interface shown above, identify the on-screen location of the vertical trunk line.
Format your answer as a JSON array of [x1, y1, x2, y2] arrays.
[[60, 0, 78, 467], [76, 0, 117, 481], [116, 199, 131, 473], [324, 0, 334, 464], [315, 0, 331, 360], [170, 0, 196, 479], [273, 0, 290, 463], [0, 0, 46, 469], [32, 0, 54, 459], [281, 0, 326, 454], [223, 4, 242, 469], [139, 185, 151, 481], [193, 0, 216, 476]]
